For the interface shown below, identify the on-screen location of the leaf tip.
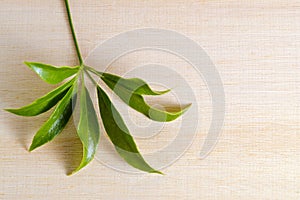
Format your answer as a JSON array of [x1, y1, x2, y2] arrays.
[[176, 103, 192, 115], [67, 170, 77, 176], [68, 164, 86, 176], [156, 88, 171, 95], [4, 108, 31, 116], [24, 61, 37, 73], [69, 158, 91, 176], [4, 108, 13, 113], [150, 170, 164, 175], [184, 103, 192, 110], [29, 142, 39, 152], [4, 108, 23, 116], [28, 146, 34, 152], [24, 61, 31, 68]]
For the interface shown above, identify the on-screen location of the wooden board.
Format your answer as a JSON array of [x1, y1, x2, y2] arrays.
[[0, 0, 299, 199]]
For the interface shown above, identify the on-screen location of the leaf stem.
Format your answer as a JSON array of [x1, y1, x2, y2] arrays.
[[84, 69, 98, 86], [65, 0, 83, 66], [84, 65, 103, 77]]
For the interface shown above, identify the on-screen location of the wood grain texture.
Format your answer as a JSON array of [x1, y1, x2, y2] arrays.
[[0, 0, 299, 199]]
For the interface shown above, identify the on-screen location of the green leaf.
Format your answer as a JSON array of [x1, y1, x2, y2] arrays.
[[29, 84, 77, 151], [102, 72, 170, 95], [101, 77, 191, 122], [97, 86, 162, 174], [25, 61, 80, 84], [71, 77, 100, 174], [5, 78, 75, 116]]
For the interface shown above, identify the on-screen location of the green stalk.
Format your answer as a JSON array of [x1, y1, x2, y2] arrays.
[[65, 0, 83, 66], [84, 65, 103, 76], [84, 70, 98, 86]]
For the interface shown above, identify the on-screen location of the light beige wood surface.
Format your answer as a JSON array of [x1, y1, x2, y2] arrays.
[[0, 0, 299, 199]]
